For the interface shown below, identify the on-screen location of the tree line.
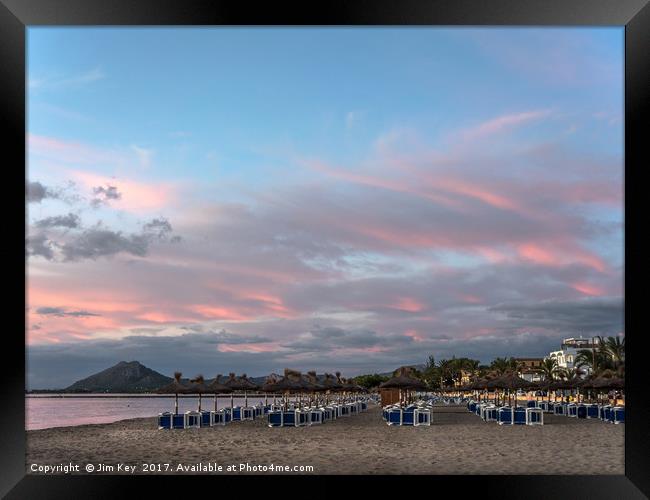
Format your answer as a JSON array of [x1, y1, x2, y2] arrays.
[[352, 335, 624, 390]]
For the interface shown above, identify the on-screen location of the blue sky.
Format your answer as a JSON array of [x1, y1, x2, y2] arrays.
[[26, 28, 623, 388]]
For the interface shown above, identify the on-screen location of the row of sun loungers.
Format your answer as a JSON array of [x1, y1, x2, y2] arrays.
[[158, 398, 372, 429], [158, 403, 267, 429], [267, 399, 369, 427], [466, 400, 625, 425]]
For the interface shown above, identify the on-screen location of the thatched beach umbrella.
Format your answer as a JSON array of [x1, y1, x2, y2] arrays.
[[304, 371, 325, 405], [239, 374, 259, 407], [592, 376, 624, 405], [188, 375, 209, 412], [548, 378, 577, 404], [155, 371, 192, 414], [262, 369, 305, 410], [379, 366, 427, 406], [321, 373, 343, 404], [206, 374, 232, 412], [486, 372, 530, 408], [262, 373, 282, 405], [223, 373, 259, 409]]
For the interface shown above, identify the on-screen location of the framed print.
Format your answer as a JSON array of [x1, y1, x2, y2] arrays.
[[1, 0, 648, 497]]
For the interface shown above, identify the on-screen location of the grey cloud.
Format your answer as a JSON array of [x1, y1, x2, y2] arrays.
[[178, 326, 271, 344], [36, 306, 100, 318], [28, 213, 180, 262], [26, 233, 55, 260], [283, 326, 413, 351], [34, 213, 81, 229], [143, 217, 173, 240], [26, 181, 55, 203], [91, 184, 121, 207], [489, 297, 623, 334], [61, 228, 149, 261]]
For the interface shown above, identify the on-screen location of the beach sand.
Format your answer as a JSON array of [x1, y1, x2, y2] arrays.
[[26, 405, 624, 475]]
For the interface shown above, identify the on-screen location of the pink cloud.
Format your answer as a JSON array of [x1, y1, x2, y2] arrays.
[[189, 305, 251, 321], [218, 343, 280, 353], [404, 329, 424, 341], [68, 170, 177, 213], [391, 298, 425, 313], [462, 110, 552, 140], [459, 294, 483, 304], [28, 133, 125, 166], [571, 282, 605, 296]]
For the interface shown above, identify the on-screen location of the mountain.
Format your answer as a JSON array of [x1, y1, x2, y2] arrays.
[[57, 362, 427, 394], [65, 361, 173, 393]]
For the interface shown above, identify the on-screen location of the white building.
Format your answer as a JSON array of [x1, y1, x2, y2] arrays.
[[546, 336, 601, 375]]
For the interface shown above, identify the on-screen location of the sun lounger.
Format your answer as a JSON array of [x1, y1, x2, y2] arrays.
[[513, 407, 527, 425], [601, 405, 612, 421], [612, 406, 624, 424], [231, 407, 242, 421], [537, 401, 550, 412], [586, 404, 599, 419], [241, 407, 255, 421], [325, 406, 337, 421], [309, 408, 323, 424], [497, 406, 514, 425], [185, 411, 200, 428], [200, 410, 212, 427], [525, 407, 543, 425], [576, 404, 588, 419], [211, 410, 227, 426], [526, 400, 536, 408], [386, 407, 402, 425], [267, 410, 283, 427], [484, 405, 498, 422], [414, 408, 431, 426], [172, 413, 185, 429], [401, 409, 415, 426], [158, 412, 173, 429], [294, 409, 309, 426], [553, 403, 567, 416], [567, 403, 578, 417]]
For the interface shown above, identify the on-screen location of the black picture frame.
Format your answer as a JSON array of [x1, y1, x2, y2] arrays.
[[2, 0, 648, 497]]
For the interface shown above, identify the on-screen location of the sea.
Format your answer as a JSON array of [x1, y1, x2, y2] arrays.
[[26, 394, 283, 430]]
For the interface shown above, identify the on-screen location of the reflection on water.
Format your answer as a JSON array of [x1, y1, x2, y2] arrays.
[[26, 395, 281, 430]]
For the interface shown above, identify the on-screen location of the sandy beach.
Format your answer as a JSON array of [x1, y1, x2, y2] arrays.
[[26, 404, 624, 475]]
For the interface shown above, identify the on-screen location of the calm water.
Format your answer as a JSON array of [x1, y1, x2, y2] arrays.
[[26, 395, 282, 430]]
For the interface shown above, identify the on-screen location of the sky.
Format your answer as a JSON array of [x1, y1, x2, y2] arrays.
[[26, 27, 624, 389]]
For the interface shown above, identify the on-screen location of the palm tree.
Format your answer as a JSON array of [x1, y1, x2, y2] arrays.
[[601, 335, 625, 369], [490, 357, 511, 375], [559, 366, 583, 381], [438, 359, 454, 388], [539, 357, 559, 381]]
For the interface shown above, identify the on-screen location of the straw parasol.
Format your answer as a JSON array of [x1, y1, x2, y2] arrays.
[[223, 373, 259, 409], [261, 369, 306, 410], [206, 374, 233, 412], [486, 372, 531, 408], [379, 366, 427, 405], [155, 371, 192, 414], [320, 372, 343, 404], [188, 375, 209, 412], [304, 371, 325, 405]]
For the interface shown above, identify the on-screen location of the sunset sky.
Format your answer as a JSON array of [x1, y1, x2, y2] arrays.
[[26, 28, 623, 389]]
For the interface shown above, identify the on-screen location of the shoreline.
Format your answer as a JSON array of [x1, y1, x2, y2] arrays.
[[27, 405, 624, 475]]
